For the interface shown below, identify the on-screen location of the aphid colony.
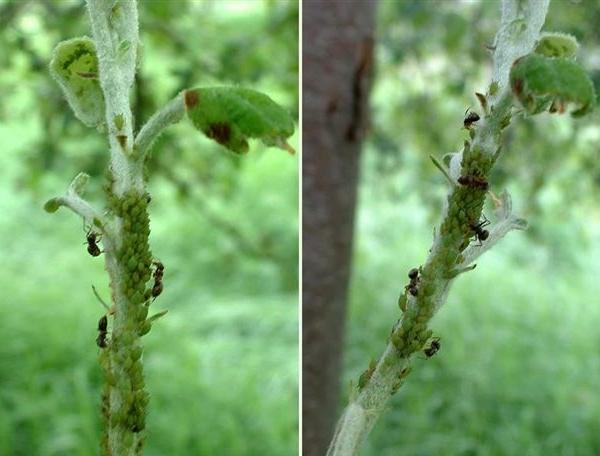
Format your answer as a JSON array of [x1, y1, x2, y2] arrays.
[[392, 98, 491, 369], [93, 259, 165, 348]]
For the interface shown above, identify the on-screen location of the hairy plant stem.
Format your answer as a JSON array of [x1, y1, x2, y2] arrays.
[[327, 1, 549, 455], [85, 1, 152, 454], [134, 94, 185, 158]]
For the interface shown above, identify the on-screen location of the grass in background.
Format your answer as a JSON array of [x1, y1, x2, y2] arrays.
[[344, 160, 600, 456]]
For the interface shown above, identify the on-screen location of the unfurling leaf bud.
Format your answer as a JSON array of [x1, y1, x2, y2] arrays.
[[510, 53, 595, 117], [49, 37, 106, 127]]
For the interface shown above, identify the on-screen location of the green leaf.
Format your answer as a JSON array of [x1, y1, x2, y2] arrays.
[[183, 87, 295, 155], [43, 198, 61, 213], [510, 53, 595, 117], [535, 32, 578, 59], [49, 37, 106, 127]]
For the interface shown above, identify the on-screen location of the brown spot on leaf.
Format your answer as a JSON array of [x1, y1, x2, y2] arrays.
[[184, 90, 199, 109], [512, 78, 523, 96], [206, 122, 231, 145]]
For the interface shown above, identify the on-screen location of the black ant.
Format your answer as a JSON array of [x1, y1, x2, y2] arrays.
[[423, 337, 441, 358], [151, 260, 164, 299], [96, 315, 108, 348], [85, 229, 102, 257], [470, 215, 490, 245], [463, 109, 480, 129], [405, 267, 420, 297], [457, 175, 489, 191]]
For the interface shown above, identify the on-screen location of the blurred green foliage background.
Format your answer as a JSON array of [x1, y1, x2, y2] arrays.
[[0, 1, 298, 455], [343, 1, 600, 455]]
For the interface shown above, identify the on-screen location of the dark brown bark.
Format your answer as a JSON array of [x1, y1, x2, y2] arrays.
[[302, 1, 377, 454]]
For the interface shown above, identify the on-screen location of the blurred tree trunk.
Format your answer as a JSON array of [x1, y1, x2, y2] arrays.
[[302, 1, 377, 454]]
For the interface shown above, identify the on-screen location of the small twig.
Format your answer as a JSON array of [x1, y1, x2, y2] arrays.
[[45, 194, 106, 229], [134, 93, 185, 159]]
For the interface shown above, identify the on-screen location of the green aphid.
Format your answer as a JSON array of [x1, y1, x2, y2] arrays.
[[357, 359, 377, 390], [138, 306, 149, 321], [114, 114, 125, 131], [398, 294, 407, 313], [127, 258, 138, 271], [420, 329, 433, 344], [390, 332, 404, 351], [130, 347, 143, 361]]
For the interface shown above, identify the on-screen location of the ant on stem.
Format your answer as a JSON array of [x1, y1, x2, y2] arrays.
[[83, 222, 102, 257], [151, 260, 164, 299], [457, 175, 489, 191], [405, 267, 420, 297], [469, 215, 490, 246], [96, 315, 108, 348], [463, 108, 480, 129], [423, 337, 441, 358]]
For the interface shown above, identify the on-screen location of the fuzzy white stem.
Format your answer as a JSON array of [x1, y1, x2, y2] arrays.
[[134, 93, 185, 158], [86, 0, 140, 195], [85, 1, 143, 454], [492, 0, 550, 101], [50, 195, 105, 228]]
